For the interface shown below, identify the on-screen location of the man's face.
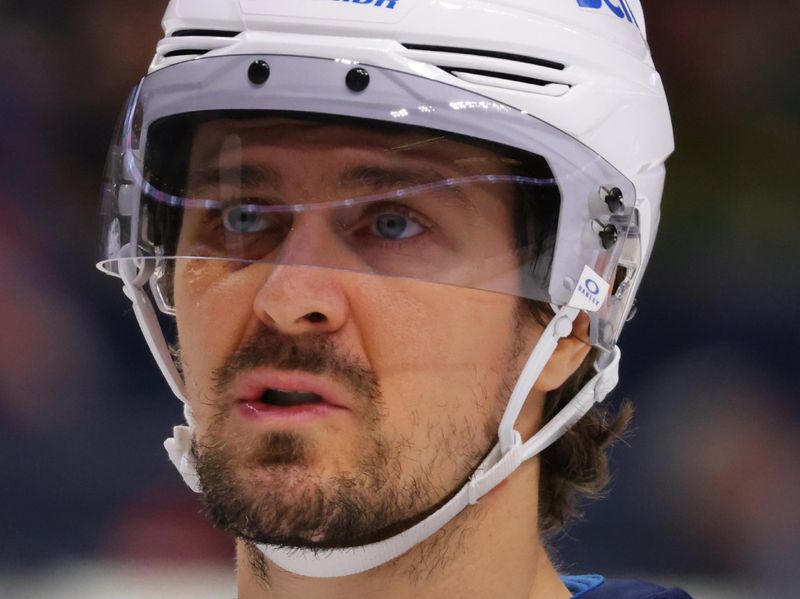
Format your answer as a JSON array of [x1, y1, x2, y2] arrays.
[[171, 117, 543, 548]]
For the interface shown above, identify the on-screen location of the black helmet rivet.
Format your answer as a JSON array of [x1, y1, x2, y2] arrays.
[[599, 224, 619, 250], [604, 187, 624, 214], [346, 67, 370, 92], [248, 60, 270, 85]]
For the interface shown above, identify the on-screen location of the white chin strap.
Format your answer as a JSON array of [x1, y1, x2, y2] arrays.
[[119, 259, 620, 578], [118, 255, 201, 491]]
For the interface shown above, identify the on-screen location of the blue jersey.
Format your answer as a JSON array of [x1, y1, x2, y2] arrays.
[[563, 575, 693, 598]]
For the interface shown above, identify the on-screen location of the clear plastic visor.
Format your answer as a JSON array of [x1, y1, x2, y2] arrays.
[[99, 55, 639, 348]]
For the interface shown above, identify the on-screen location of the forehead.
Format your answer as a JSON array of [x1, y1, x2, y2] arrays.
[[187, 114, 523, 176]]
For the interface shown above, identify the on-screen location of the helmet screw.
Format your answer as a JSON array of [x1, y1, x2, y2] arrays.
[[346, 67, 370, 92], [604, 187, 624, 214], [599, 224, 619, 250], [248, 60, 270, 85]]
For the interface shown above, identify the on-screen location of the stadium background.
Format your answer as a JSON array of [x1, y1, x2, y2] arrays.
[[1, 1, 798, 597]]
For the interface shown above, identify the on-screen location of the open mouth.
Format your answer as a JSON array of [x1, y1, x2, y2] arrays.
[[233, 372, 348, 420], [258, 389, 326, 407]]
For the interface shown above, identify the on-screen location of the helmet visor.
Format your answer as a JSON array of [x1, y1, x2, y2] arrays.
[[100, 55, 638, 348]]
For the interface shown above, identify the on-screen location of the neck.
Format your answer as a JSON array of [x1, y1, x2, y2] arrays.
[[235, 459, 570, 599]]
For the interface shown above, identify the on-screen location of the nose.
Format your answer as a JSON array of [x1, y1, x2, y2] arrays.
[[252, 218, 352, 335], [253, 264, 350, 335]]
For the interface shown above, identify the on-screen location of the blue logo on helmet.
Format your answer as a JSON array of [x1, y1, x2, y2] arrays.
[[331, 0, 398, 8], [576, 0, 639, 28]]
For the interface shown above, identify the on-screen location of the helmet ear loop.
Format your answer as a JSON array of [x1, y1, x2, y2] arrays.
[[118, 243, 189, 406], [499, 305, 580, 454]]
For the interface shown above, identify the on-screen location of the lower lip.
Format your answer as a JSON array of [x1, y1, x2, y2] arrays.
[[237, 401, 346, 423]]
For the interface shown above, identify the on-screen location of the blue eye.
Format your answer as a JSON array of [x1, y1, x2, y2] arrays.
[[222, 205, 265, 234], [371, 213, 424, 240]]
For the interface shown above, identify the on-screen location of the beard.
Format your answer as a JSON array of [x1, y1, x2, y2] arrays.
[[190, 324, 513, 551]]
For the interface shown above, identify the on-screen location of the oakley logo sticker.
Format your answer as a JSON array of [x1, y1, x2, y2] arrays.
[[331, 0, 399, 8], [576, 0, 639, 28], [568, 266, 610, 313], [584, 279, 601, 296]]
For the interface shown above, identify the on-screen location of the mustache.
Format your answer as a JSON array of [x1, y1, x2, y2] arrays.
[[210, 325, 381, 403]]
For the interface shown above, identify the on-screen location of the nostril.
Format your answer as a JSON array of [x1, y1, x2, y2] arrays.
[[304, 312, 327, 324]]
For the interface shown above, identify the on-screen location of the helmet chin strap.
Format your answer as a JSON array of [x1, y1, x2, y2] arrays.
[[120, 254, 620, 577], [117, 250, 200, 491]]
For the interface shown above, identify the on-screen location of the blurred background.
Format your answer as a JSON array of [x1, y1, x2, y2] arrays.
[[0, 1, 797, 597]]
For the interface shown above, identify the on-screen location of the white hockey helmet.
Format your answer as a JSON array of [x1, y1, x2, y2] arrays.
[[98, 0, 672, 578]]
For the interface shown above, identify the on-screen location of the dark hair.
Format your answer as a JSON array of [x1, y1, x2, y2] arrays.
[[525, 301, 634, 535]]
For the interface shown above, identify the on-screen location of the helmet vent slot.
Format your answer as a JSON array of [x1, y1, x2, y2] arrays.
[[402, 44, 565, 71], [441, 67, 551, 88], [400, 44, 572, 96], [171, 29, 241, 38], [163, 49, 211, 58], [155, 33, 240, 65]]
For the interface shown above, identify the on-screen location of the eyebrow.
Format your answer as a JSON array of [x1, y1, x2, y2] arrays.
[[187, 162, 470, 204], [339, 164, 455, 190], [188, 164, 282, 191]]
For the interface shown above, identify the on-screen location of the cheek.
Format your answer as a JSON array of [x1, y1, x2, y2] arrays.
[[353, 281, 519, 435], [174, 261, 257, 408]]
